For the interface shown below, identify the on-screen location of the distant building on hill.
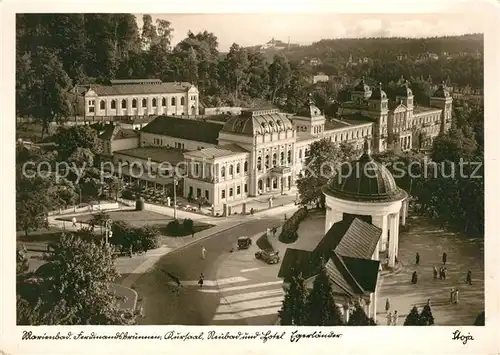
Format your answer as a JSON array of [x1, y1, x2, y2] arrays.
[[312, 73, 330, 84]]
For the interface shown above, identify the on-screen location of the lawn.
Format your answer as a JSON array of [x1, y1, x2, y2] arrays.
[[56, 209, 214, 237]]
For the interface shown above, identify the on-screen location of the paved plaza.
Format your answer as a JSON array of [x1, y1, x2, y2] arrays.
[[377, 215, 484, 325]]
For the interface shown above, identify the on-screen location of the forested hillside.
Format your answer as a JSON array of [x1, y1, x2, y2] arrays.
[[16, 14, 483, 133]]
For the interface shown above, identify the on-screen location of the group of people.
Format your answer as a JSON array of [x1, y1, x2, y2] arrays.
[[385, 299, 398, 325]]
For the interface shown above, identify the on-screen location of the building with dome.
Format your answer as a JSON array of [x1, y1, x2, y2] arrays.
[[103, 77, 451, 210], [277, 140, 409, 323]]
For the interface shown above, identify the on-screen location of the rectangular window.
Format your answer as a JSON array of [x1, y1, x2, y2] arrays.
[[89, 107, 95, 113], [221, 189, 225, 199], [197, 188, 201, 198], [205, 190, 209, 200], [229, 188, 233, 197], [244, 184, 248, 193], [237, 186, 241, 195]]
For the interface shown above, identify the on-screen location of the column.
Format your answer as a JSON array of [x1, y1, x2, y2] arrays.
[[394, 212, 400, 261], [373, 215, 388, 253], [343, 301, 350, 324], [401, 199, 407, 226], [325, 207, 333, 234], [371, 291, 377, 323], [388, 214, 397, 268]]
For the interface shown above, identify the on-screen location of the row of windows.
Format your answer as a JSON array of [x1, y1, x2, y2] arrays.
[[89, 96, 191, 110], [256, 151, 292, 171], [188, 186, 209, 200], [220, 162, 248, 177], [221, 184, 248, 199]]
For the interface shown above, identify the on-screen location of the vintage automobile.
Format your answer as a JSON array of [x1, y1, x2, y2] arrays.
[[255, 249, 280, 264], [237, 236, 252, 250]]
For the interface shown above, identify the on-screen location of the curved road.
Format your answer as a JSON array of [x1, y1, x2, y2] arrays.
[[133, 215, 286, 325]]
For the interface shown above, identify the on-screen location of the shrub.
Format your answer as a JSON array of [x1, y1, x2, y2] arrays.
[[121, 189, 135, 200], [183, 218, 194, 233], [279, 207, 308, 244], [166, 220, 180, 235], [137, 226, 161, 251]]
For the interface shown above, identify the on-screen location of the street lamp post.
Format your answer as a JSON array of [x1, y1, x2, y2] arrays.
[[105, 219, 113, 245], [173, 176, 178, 220]]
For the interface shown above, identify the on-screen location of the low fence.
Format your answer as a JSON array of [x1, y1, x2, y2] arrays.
[[48, 202, 120, 216]]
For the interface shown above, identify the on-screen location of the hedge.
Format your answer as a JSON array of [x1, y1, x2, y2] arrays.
[[279, 207, 308, 244]]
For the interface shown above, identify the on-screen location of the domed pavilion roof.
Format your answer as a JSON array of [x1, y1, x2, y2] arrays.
[[323, 140, 408, 203], [221, 108, 294, 136], [370, 82, 387, 100], [432, 82, 451, 98], [395, 79, 413, 97]]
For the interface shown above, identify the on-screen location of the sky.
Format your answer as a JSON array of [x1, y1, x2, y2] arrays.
[[136, 13, 484, 51]]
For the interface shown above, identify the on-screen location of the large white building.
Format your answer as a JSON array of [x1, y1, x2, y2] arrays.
[[101, 78, 452, 210], [77, 79, 200, 120]]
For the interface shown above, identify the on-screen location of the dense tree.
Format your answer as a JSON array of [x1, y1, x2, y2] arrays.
[[304, 265, 344, 326], [297, 139, 358, 209], [474, 311, 485, 326], [16, 176, 51, 236], [278, 272, 308, 325], [17, 234, 136, 325], [347, 304, 376, 325], [269, 54, 291, 104], [419, 304, 435, 325], [285, 63, 310, 113], [404, 305, 421, 325], [54, 125, 101, 160], [16, 248, 30, 275], [136, 225, 161, 251]]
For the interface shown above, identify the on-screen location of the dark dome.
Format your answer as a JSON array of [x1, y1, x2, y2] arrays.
[[432, 82, 450, 98], [354, 76, 370, 92], [323, 141, 407, 202], [396, 80, 413, 97], [370, 82, 387, 100]]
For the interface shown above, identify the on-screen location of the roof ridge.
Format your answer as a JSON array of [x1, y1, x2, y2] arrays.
[[333, 251, 367, 294]]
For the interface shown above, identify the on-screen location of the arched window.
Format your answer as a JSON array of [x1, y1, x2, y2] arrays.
[[121, 99, 127, 109], [265, 155, 270, 169], [287, 150, 291, 164], [162, 97, 166, 106], [272, 153, 277, 167], [152, 98, 157, 107], [257, 157, 262, 171], [236, 163, 240, 174], [229, 165, 233, 175], [100, 100, 105, 110], [180, 97, 185, 105], [132, 99, 137, 108], [142, 98, 147, 108], [221, 166, 225, 178], [280, 152, 284, 165], [111, 100, 116, 109], [171, 97, 176, 106], [244, 161, 248, 172]]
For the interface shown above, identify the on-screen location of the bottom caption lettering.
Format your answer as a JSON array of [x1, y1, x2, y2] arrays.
[[22, 330, 343, 343]]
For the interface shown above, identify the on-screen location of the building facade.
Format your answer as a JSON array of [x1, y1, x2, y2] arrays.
[[106, 78, 452, 210], [79, 79, 199, 120]]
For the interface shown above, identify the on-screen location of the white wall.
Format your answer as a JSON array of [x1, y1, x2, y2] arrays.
[[141, 132, 216, 151]]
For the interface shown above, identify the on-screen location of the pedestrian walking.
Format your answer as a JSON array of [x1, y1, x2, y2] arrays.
[[443, 267, 447, 280], [442, 252, 447, 265], [415, 252, 420, 265], [454, 289, 459, 304], [198, 273, 204, 288], [201, 246, 207, 260], [386, 311, 392, 325], [449, 288, 455, 303], [411, 271, 418, 284], [385, 298, 391, 312], [433, 266, 438, 280], [72, 217, 77, 227], [392, 310, 398, 326], [427, 298, 431, 307], [466, 269, 472, 285]]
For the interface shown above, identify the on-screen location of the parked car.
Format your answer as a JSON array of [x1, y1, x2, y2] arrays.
[[255, 249, 280, 264], [237, 236, 252, 250]]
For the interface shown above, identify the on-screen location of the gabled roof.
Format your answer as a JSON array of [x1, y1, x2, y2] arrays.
[[278, 248, 320, 281], [279, 217, 382, 297], [99, 125, 139, 141], [141, 116, 223, 145]]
